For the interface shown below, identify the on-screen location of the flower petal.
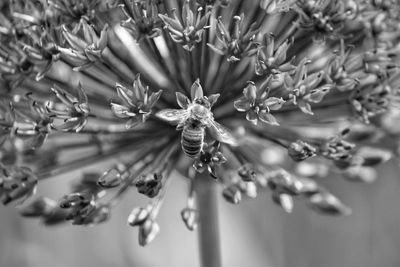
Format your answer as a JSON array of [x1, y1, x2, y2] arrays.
[[111, 103, 131, 118], [234, 97, 251, 112], [147, 90, 163, 108], [259, 111, 279, 126], [263, 97, 285, 110], [125, 116, 142, 129], [116, 83, 135, 106], [243, 82, 257, 103], [176, 92, 190, 109], [298, 101, 314, 115], [190, 79, 204, 100], [246, 110, 258, 124], [207, 94, 220, 107], [304, 86, 331, 103]]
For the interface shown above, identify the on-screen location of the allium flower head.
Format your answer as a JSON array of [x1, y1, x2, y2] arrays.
[[0, 0, 399, 252]]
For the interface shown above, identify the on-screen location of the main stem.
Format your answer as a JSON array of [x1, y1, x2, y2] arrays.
[[195, 172, 222, 267]]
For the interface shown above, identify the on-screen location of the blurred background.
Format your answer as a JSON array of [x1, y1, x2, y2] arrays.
[[1, 159, 400, 267]]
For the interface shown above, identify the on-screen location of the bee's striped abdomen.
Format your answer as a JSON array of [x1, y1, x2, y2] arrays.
[[181, 125, 204, 158]]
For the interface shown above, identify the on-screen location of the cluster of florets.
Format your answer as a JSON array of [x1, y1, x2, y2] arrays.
[[0, 0, 399, 247]]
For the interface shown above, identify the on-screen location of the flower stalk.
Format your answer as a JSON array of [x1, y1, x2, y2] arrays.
[[195, 171, 222, 267]]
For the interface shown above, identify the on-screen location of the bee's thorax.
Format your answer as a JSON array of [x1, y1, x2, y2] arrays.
[[188, 103, 212, 124]]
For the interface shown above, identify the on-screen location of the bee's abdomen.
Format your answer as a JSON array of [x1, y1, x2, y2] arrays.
[[181, 126, 204, 158]]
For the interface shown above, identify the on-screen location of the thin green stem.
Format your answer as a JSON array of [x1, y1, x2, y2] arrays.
[[195, 172, 222, 267]]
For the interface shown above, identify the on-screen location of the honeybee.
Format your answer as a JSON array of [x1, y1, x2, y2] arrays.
[[156, 99, 237, 158]]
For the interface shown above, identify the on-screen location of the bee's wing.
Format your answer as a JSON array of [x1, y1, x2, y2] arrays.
[[207, 120, 238, 146], [155, 109, 188, 125]]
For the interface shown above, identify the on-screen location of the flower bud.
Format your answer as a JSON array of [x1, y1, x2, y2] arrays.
[[357, 147, 392, 167], [138, 219, 160, 246], [238, 164, 256, 182], [72, 204, 110, 225], [0, 166, 38, 205], [222, 185, 242, 204], [237, 181, 258, 198], [346, 124, 380, 142], [272, 192, 293, 213], [181, 207, 199, 231], [307, 192, 351, 216], [295, 177, 319, 196], [288, 140, 316, 162], [295, 162, 329, 178], [267, 169, 302, 195], [97, 168, 122, 188], [128, 207, 149, 227], [343, 166, 377, 183], [59, 192, 91, 208], [2, 183, 37, 205], [72, 201, 96, 219], [135, 173, 162, 198], [219, 0, 230, 6]]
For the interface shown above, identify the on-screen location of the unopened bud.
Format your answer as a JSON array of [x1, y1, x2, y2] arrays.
[[219, 0, 230, 6], [357, 147, 392, 167], [267, 169, 302, 195], [72, 201, 96, 219], [343, 166, 377, 183], [128, 207, 149, 227], [272, 192, 293, 213], [181, 207, 199, 231], [222, 185, 242, 204], [237, 181, 257, 198], [0, 167, 38, 205], [288, 140, 316, 162], [135, 173, 162, 198], [307, 192, 351, 216], [138, 219, 160, 246], [2, 183, 37, 205], [97, 168, 122, 188], [346, 124, 380, 142], [59, 193, 90, 208], [295, 177, 319, 195], [295, 162, 329, 178], [238, 164, 256, 182]]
